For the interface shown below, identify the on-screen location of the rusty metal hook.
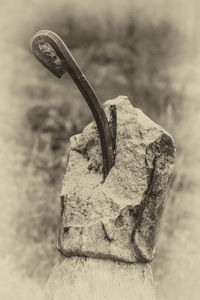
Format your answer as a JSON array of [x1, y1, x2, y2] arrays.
[[30, 30, 116, 179]]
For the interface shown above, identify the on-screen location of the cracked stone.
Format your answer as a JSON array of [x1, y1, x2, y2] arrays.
[[58, 96, 175, 263]]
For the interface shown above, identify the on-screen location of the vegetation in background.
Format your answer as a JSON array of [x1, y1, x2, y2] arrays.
[[27, 9, 183, 180], [14, 5, 186, 287]]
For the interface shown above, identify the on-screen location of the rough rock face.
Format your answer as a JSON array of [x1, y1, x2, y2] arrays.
[[57, 96, 175, 263]]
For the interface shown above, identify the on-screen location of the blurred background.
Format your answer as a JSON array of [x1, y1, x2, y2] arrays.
[[0, 0, 200, 299]]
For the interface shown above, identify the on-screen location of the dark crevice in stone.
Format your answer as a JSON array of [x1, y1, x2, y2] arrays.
[[101, 222, 113, 243], [60, 195, 65, 217]]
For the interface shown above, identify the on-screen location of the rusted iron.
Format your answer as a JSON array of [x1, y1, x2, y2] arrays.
[[109, 105, 117, 158], [31, 30, 116, 179]]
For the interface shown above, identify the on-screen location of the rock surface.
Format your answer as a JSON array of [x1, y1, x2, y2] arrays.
[[58, 96, 175, 263], [46, 256, 155, 300]]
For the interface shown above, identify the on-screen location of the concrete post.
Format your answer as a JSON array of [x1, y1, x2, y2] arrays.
[[45, 96, 175, 300]]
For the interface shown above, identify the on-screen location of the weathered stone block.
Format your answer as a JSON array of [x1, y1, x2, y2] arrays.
[[57, 96, 175, 263]]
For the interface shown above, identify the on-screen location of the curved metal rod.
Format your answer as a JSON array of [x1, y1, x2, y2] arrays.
[[30, 30, 114, 179]]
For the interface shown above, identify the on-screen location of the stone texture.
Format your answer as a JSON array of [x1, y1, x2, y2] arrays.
[[46, 256, 155, 300], [57, 96, 175, 263]]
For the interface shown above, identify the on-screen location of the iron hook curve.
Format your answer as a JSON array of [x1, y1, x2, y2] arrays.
[[30, 30, 115, 179]]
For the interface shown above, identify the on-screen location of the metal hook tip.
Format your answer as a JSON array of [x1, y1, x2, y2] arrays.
[[31, 31, 68, 78]]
